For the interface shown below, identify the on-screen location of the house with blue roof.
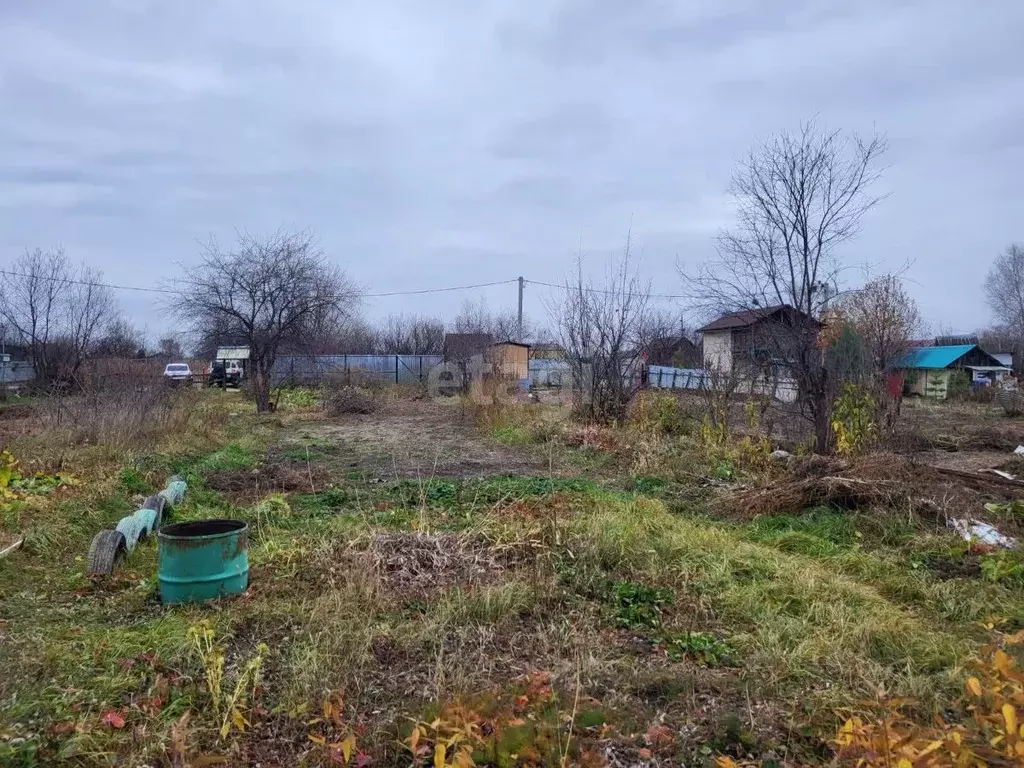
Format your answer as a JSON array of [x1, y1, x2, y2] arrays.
[[897, 344, 1009, 399]]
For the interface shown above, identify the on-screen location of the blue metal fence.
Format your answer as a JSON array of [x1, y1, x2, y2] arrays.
[[528, 359, 571, 388], [647, 365, 709, 390], [272, 354, 443, 385]]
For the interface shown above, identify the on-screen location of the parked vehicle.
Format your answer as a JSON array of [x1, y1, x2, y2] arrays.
[[207, 360, 242, 388], [163, 363, 193, 385]]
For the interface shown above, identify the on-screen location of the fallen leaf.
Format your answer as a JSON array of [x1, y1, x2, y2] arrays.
[[966, 677, 983, 697], [102, 710, 126, 729]]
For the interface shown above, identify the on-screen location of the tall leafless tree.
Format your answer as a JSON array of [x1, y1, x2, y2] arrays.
[[375, 314, 446, 354], [452, 297, 533, 342], [157, 336, 185, 360], [984, 244, 1024, 372], [93, 318, 147, 359], [549, 235, 653, 423], [837, 274, 923, 374], [0, 246, 115, 386], [686, 121, 887, 452], [174, 229, 360, 412]]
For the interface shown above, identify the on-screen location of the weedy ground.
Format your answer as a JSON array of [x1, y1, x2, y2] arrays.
[[2, 387, 1024, 766]]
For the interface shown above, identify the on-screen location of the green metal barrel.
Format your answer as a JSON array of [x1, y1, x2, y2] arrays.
[[157, 519, 249, 604]]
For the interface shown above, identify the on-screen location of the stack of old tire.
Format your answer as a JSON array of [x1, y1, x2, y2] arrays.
[[86, 476, 188, 576]]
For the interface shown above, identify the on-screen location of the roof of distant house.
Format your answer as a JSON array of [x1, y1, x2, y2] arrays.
[[493, 340, 530, 348], [697, 305, 811, 333], [897, 344, 1005, 370], [443, 333, 493, 359]]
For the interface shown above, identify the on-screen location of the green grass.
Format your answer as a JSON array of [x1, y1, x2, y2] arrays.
[[6, 394, 1024, 765]]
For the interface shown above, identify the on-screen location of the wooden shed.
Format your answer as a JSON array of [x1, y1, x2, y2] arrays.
[[897, 344, 1009, 399], [491, 341, 530, 380]]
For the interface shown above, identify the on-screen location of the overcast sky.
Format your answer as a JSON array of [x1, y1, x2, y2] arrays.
[[0, 1, 1021, 339]]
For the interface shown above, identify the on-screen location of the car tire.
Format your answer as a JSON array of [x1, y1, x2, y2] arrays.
[[87, 529, 126, 576]]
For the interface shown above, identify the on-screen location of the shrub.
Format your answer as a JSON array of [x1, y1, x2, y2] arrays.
[[630, 391, 691, 436], [832, 635, 1024, 765], [831, 383, 878, 456], [945, 369, 972, 400], [40, 378, 202, 447]]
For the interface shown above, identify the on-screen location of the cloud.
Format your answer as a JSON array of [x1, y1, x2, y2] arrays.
[[0, 0, 1020, 339]]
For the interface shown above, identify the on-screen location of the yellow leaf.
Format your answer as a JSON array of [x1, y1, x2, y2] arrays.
[[995, 650, 1012, 676], [967, 677, 983, 698], [231, 707, 247, 733], [897, 760, 913, 768], [309, 734, 327, 746], [715, 758, 739, 768], [408, 726, 421, 753], [1004, 704, 1018, 736], [434, 743, 446, 768], [341, 734, 355, 764], [323, 698, 332, 721]]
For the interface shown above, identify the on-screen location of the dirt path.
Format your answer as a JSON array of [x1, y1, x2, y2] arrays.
[[286, 400, 546, 479]]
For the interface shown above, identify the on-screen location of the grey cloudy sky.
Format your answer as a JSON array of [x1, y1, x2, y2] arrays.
[[0, 1, 1021, 338]]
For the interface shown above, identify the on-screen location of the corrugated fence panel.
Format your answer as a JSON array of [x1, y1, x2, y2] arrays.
[[0, 361, 35, 385], [647, 366, 709, 390], [272, 355, 442, 385], [528, 359, 571, 388]]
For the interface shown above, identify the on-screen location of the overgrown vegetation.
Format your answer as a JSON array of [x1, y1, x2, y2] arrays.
[[3, 386, 1024, 765]]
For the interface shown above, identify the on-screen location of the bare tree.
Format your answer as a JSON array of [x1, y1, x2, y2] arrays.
[[984, 244, 1024, 372], [838, 274, 923, 374], [452, 297, 533, 342], [686, 121, 887, 452], [375, 314, 446, 354], [157, 336, 185, 360], [94, 318, 147, 359], [174, 229, 360, 412], [549, 236, 652, 423], [0, 246, 116, 386]]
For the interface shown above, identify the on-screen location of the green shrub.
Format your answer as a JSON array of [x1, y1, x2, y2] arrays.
[[609, 580, 674, 630], [980, 551, 1024, 584], [663, 631, 731, 666]]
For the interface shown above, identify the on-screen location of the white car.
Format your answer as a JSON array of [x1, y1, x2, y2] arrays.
[[163, 363, 193, 385]]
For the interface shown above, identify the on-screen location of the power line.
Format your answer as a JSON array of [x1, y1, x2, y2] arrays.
[[0, 269, 519, 299], [525, 278, 687, 300], [0, 268, 687, 301], [0, 268, 179, 295], [364, 279, 518, 297]]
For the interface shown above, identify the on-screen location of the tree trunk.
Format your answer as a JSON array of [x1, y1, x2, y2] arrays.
[[813, 389, 831, 453], [253, 359, 271, 413]]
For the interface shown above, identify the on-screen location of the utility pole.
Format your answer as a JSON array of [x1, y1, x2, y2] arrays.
[[517, 276, 524, 341]]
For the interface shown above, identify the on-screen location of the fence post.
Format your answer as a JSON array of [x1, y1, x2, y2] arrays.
[[395, 355, 399, 384], [345, 354, 349, 385], [671, 369, 677, 389], [419, 356, 423, 381]]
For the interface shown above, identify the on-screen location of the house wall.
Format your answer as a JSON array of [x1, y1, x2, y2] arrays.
[[493, 344, 529, 379], [702, 331, 732, 373], [908, 369, 951, 399]]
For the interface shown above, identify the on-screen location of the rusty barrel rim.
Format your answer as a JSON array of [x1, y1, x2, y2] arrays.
[[158, 519, 247, 541]]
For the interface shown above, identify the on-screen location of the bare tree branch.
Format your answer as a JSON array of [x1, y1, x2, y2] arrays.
[[172, 229, 360, 412], [683, 120, 888, 451]]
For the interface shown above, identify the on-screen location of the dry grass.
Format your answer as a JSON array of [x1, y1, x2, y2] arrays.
[[7, 390, 1024, 766]]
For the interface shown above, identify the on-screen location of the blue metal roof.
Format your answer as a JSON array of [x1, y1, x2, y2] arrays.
[[898, 345, 976, 369]]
